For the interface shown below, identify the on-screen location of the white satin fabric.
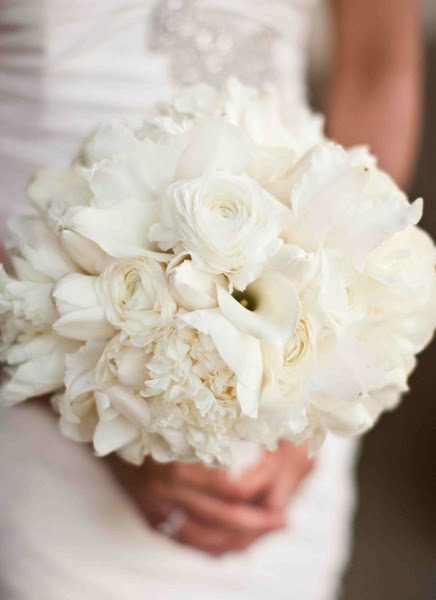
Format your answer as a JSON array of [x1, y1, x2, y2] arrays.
[[0, 0, 316, 229], [0, 404, 358, 600], [0, 1, 359, 599]]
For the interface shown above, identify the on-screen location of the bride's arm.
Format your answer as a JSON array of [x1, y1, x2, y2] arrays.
[[327, 0, 422, 188]]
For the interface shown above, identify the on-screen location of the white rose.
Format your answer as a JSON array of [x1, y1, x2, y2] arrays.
[[96, 257, 176, 347], [150, 173, 283, 290]]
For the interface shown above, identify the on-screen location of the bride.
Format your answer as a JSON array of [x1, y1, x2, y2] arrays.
[[0, 1, 421, 598]]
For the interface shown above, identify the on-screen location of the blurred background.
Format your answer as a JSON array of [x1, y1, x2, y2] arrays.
[[311, 2, 436, 598]]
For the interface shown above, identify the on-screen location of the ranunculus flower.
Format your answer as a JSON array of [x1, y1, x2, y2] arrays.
[[96, 257, 176, 347], [150, 173, 283, 290]]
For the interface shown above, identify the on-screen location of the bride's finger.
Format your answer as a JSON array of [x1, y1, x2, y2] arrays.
[[176, 519, 266, 556], [150, 480, 286, 532], [264, 447, 313, 509], [172, 453, 279, 501]]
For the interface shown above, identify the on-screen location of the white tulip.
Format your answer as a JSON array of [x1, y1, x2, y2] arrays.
[[60, 230, 113, 275], [167, 255, 225, 310], [93, 413, 139, 457], [53, 273, 115, 341], [96, 334, 149, 390]]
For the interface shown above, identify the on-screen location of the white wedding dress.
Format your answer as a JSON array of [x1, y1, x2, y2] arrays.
[[0, 2, 359, 599]]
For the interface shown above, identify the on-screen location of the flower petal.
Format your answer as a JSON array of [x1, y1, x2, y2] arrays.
[[217, 271, 300, 348], [93, 414, 138, 456], [181, 308, 262, 418]]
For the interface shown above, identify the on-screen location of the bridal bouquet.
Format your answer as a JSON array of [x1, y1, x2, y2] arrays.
[[1, 79, 435, 465]]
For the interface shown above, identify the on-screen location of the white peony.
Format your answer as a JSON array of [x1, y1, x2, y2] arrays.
[[142, 318, 244, 463]]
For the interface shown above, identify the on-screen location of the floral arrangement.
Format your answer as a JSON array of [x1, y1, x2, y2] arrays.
[[1, 79, 435, 465]]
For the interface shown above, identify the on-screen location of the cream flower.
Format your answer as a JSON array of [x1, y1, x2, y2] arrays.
[[142, 318, 244, 463], [28, 126, 180, 261], [1, 333, 79, 406], [96, 257, 176, 347], [167, 255, 226, 310], [150, 173, 283, 290], [216, 271, 300, 348]]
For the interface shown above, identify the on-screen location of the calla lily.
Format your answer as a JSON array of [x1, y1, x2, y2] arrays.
[[102, 386, 151, 430], [217, 271, 300, 348]]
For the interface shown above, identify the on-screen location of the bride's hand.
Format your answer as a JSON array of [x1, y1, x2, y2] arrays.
[[108, 442, 313, 556]]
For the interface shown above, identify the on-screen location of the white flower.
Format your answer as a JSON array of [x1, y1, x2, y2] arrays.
[[358, 225, 436, 357], [5, 216, 77, 282], [1, 333, 79, 405], [150, 173, 283, 290], [57, 340, 151, 460], [0, 265, 57, 352], [167, 255, 226, 310], [96, 334, 150, 390], [29, 126, 180, 260], [52, 273, 115, 341], [143, 318, 243, 463], [167, 78, 323, 152], [285, 143, 422, 268], [180, 309, 262, 418], [216, 271, 300, 348], [96, 257, 176, 347]]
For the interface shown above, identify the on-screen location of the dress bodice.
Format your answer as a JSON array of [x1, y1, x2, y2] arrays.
[[0, 0, 319, 224]]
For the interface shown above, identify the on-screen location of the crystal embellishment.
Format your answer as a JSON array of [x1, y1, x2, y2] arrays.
[[149, 0, 277, 87]]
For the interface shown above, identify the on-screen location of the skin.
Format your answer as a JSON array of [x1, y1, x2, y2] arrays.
[[327, 0, 422, 188], [108, 441, 313, 556], [111, 0, 423, 555]]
